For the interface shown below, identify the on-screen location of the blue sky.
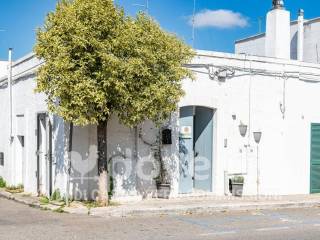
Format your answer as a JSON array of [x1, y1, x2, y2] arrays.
[[0, 0, 319, 60]]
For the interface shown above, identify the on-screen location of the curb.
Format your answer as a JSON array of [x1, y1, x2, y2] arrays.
[[90, 201, 320, 218], [1, 190, 320, 218], [0, 190, 41, 209]]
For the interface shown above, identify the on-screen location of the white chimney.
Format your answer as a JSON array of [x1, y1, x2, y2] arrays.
[[265, 0, 291, 59], [297, 9, 304, 61]]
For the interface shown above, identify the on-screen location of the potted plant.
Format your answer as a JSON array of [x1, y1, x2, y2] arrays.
[[230, 175, 244, 197], [155, 178, 171, 199], [154, 155, 171, 199]]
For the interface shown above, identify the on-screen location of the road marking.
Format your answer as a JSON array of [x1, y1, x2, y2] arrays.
[[252, 212, 264, 216], [280, 217, 301, 223], [200, 231, 236, 236], [256, 226, 290, 232]]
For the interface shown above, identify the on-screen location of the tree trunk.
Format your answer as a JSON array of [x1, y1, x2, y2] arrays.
[[97, 120, 108, 206]]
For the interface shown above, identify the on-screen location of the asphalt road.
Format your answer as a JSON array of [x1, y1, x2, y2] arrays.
[[1, 198, 320, 240]]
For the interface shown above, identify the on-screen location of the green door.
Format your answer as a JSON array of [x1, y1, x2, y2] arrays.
[[310, 123, 320, 193]]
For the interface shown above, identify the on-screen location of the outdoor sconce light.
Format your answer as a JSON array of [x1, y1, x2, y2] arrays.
[[253, 131, 262, 144], [238, 123, 248, 137]]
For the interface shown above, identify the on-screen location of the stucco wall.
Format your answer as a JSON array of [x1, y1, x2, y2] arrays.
[[0, 53, 179, 201], [235, 35, 265, 56], [0, 55, 47, 193], [303, 20, 320, 64], [1, 50, 320, 199], [183, 50, 320, 196], [235, 18, 320, 64]]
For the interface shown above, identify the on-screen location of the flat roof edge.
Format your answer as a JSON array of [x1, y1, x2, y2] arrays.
[[235, 33, 265, 44], [195, 49, 320, 69]]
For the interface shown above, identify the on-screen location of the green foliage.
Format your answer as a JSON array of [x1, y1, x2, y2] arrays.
[[35, 0, 194, 127], [51, 189, 62, 201], [0, 177, 6, 188], [53, 207, 65, 213], [231, 176, 244, 184], [40, 196, 50, 205], [5, 184, 24, 193], [108, 176, 114, 199]]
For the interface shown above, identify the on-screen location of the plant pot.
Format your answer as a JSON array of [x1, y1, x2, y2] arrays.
[[231, 183, 244, 197], [156, 183, 171, 199]]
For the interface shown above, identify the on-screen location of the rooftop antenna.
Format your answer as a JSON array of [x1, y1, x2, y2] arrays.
[[133, 0, 149, 14], [191, 0, 196, 48], [258, 17, 263, 33]]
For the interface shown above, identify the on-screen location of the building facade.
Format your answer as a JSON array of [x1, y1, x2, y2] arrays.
[[1, 1, 320, 201]]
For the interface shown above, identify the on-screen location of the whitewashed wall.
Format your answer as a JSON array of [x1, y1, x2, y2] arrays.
[[303, 20, 320, 64], [0, 61, 9, 181], [2, 49, 320, 199], [236, 17, 320, 64], [182, 50, 320, 196], [0, 53, 178, 201], [0, 54, 47, 193], [65, 114, 179, 201], [235, 34, 265, 56]]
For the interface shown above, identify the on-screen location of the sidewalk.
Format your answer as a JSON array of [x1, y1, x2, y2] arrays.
[[1, 188, 320, 218], [88, 194, 320, 218]]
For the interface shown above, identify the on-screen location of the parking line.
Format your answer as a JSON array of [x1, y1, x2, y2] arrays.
[[256, 226, 290, 232], [200, 231, 236, 236]]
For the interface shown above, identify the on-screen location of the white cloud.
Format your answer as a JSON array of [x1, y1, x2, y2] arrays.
[[190, 9, 249, 29]]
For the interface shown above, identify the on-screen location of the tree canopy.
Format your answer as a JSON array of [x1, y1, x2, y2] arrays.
[[35, 0, 194, 127]]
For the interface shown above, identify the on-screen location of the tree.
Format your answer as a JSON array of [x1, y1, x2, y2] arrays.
[[35, 0, 194, 206]]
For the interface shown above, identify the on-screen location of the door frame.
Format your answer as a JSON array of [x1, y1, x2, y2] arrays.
[[36, 112, 53, 197], [178, 105, 215, 193], [310, 123, 320, 194]]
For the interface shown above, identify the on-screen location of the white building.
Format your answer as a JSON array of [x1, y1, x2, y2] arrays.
[[1, 0, 320, 201], [236, 5, 320, 63]]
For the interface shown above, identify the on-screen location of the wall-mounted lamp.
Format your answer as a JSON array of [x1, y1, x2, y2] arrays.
[[238, 123, 248, 137], [253, 131, 262, 144]]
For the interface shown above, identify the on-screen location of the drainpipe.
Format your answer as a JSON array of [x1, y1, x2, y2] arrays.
[[297, 9, 304, 61], [8, 48, 13, 142], [8, 48, 14, 185]]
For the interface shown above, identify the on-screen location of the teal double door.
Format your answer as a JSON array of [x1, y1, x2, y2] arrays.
[[310, 123, 320, 193], [179, 106, 214, 194]]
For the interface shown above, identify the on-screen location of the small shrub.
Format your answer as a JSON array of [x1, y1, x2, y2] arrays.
[[5, 184, 24, 193], [231, 176, 244, 184], [84, 201, 100, 209], [108, 176, 114, 200], [53, 207, 65, 213], [0, 177, 6, 188], [51, 189, 62, 201], [40, 196, 50, 205]]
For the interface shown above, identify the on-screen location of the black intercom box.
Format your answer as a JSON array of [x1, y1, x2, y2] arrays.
[[162, 128, 172, 145]]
